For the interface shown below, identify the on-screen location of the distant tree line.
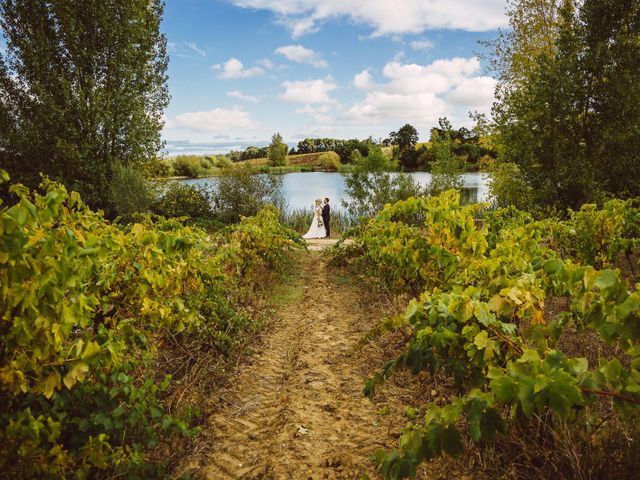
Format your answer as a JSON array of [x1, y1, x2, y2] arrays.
[[227, 146, 269, 162], [382, 118, 498, 172], [290, 137, 374, 163]]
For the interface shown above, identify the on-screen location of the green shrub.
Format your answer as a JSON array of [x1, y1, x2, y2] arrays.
[[488, 161, 534, 210], [212, 167, 285, 224], [152, 182, 213, 219], [109, 161, 157, 218], [267, 133, 288, 167], [344, 191, 640, 478], [343, 146, 422, 221], [143, 158, 173, 178], [171, 156, 206, 178], [318, 152, 341, 171], [0, 169, 301, 477]]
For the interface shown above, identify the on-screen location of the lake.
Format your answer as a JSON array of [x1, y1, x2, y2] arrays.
[[186, 172, 491, 212]]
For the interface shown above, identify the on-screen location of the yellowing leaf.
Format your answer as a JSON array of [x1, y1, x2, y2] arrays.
[[532, 309, 545, 325], [81, 341, 101, 360], [42, 371, 62, 399], [63, 362, 89, 390], [474, 330, 489, 349]]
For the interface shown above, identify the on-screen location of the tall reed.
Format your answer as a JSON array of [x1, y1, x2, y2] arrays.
[[281, 207, 352, 237]]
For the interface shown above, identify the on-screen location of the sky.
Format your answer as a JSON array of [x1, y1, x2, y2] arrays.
[[6, 1, 510, 155]]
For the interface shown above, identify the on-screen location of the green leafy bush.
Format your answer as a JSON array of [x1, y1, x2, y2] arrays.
[[109, 160, 157, 218], [343, 191, 640, 479], [171, 156, 205, 178], [342, 146, 423, 222], [317, 151, 341, 171], [212, 167, 285, 224], [0, 169, 300, 477], [152, 182, 214, 219]]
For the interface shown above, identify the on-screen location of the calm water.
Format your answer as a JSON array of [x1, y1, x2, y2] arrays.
[[186, 172, 490, 212]]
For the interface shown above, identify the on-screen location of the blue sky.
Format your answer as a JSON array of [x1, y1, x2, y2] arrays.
[[6, 1, 509, 155], [162, 1, 508, 154]]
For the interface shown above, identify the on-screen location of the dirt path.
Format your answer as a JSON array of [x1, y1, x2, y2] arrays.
[[186, 251, 390, 479]]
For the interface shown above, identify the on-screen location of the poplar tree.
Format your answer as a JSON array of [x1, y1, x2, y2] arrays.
[[490, 0, 640, 209], [267, 133, 288, 167], [0, 0, 169, 211]]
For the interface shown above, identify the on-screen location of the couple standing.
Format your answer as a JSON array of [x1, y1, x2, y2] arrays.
[[303, 198, 331, 239]]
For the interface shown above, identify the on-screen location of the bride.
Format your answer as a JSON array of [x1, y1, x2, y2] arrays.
[[302, 199, 326, 239]]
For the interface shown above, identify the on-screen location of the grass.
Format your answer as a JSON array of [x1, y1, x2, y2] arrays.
[[253, 165, 315, 174], [268, 251, 307, 307], [236, 152, 338, 171], [281, 207, 352, 237]]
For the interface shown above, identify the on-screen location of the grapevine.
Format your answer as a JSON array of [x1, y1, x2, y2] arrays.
[[0, 169, 302, 477], [348, 191, 640, 479]]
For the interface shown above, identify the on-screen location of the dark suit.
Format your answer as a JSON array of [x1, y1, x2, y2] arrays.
[[321, 203, 331, 237]]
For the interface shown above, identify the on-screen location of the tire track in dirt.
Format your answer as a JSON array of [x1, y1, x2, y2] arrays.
[[186, 250, 391, 479]]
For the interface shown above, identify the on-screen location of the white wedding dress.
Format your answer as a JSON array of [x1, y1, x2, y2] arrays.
[[302, 206, 327, 239]]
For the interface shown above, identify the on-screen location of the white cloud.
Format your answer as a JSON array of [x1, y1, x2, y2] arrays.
[[381, 57, 481, 95], [445, 76, 497, 107], [411, 39, 434, 50], [227, 90, 259, 103], [168, 41, 206, 58], [353, 70, 374, 90], [344, 57, 495, 126], [280, 77, 337, 104], [257, 58, 275, 70], [231, 0, 507, 37], [345, 91, 448, 126], [165, 107, 257, 133], [275, 45, 327, 68], [288, 17, 319, 38], [295, 104, 334, 123], [212, 57, 264, 79]]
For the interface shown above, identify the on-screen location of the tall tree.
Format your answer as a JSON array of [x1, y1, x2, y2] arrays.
[[0, 0, 169, 211], [490, 0, 640, 209], [581, 0, 640, 198], [267, 132, 288, 167], [388, 124, 419, 170]]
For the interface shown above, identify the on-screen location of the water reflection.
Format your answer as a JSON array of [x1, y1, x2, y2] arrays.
[[186, 172, 490, 212]]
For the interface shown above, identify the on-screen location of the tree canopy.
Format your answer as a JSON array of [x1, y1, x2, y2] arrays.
[[0, 0, 169, 212], [490, 0, 640, 209], [267, 133, 288, 167]]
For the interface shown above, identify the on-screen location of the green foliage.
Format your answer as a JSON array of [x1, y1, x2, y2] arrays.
[[212, 167, 285, 224], [294, 137, 372, 163], [483, 205, 534, 249], [0, 0, 169, 213], [317, 151, 341, 171], [109, 161, 157, 219], [172, 156, 207, 178], [388, 124, 419, 170], [143, 158, 173, 178], [168, 155, 230, 178], [343, 146, 423, 222], [255, 165, 313, 174], [345, 190, 640, 478], [489, 0, 640, 209], [487, 161, 534, 210], [153, 182, 214, 220], [0, 169, 300, 476], [548, 198, 640, 269], [267, 133, 288, 167], [352, 145, 397, 173], [235, 145, 268, 161], [428, 131, 464, 195]]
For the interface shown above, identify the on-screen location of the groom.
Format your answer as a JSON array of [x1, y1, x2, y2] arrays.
[[322, 198, 331, 237]]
